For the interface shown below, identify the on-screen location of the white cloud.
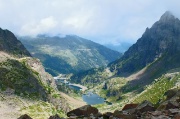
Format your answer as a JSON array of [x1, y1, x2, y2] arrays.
[[20, 16, 58, 36], [0, 0, 179, 45]]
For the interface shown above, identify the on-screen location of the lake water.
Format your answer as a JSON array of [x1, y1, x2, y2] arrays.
[[82, 92, 105, 105], [55, 78, 105, 105]]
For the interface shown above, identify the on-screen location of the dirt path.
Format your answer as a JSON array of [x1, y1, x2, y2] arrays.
[[59, 92, 86, 109]]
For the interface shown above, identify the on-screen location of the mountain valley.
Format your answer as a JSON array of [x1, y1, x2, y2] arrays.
[[1, 11, 180, 119], [71, 11, 180, 112]]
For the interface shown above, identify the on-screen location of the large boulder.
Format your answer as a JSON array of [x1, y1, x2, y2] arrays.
[[157, 101, 179, 111], [122, 104, 138, 110], [103, 112, 113, 119], [174, 113, 180, 119], [122, 104, 138, 114], [49, 114, 63, 119], [18, 114, 32, 119], [113, 110, 137, 119], [136, 100, 155, 113], [67, 105, 98, 117]]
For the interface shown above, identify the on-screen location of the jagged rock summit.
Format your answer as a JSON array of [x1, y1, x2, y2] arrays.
[[109, 11, 180, 76], [159, 11, 175, 22], [0, 28, 31, 57]]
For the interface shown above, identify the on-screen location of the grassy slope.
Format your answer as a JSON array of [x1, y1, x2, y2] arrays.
[[0, 58, 48, 100], [133, 72, 180, 104], [0, 92, 66, 119], [0, 53, 70, 118]]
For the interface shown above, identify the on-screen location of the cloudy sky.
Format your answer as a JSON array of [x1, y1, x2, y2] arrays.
[[0, 0, 179, 45]]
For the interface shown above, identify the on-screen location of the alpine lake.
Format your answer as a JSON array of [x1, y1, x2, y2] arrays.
[[55, 78, 106, 105]]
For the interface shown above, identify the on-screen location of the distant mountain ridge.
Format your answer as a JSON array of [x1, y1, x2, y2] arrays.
[[105, 42, 132, 53], [19, 35, 122, 76]]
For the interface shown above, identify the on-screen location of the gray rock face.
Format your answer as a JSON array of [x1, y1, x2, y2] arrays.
[[109, 11, 180, 76], [0, 28, 31, 57], [49, 114, 64, 119], [67, 105, 99, 117], [17, 114, 32, 119], [160, 11, 175, 22], [136, 100, 155, 113]]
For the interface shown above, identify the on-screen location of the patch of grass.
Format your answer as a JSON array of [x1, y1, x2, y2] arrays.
[[133, 73, 180, 104], [21, 101, 66, 119]]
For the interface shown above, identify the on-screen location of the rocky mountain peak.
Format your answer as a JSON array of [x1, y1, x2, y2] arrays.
[[108, 11, 180, 76], [159, 11, 175, 22], [0, 28, 31, 57]]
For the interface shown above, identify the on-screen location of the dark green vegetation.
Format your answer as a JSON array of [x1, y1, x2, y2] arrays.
[[0, 59, 48, 100], [71, 11, 180, 107], [18, 35, 121, 76]]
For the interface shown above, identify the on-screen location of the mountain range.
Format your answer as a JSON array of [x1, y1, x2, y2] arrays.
[[18, 35, 121, 76], [71, 11, 180, 109]]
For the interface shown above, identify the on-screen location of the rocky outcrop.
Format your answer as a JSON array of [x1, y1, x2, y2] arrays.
[[109, 11, 180, 76], [0, 28, 31, 57], [49, 114, 64, 119], [67, 105, 98, 117], [18, 114, 32, 119], [136, 100, 155, 113], [122, 104, 138, 111]]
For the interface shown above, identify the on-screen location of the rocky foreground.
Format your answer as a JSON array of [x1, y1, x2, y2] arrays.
[[18, 89, 180, 119]]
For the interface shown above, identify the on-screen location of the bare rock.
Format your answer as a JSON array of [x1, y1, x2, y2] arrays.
[[113, 110, 137, 119], [49, 114, 64, 119], [151, 111, 163, 116], [67, 105, 98, 117], [17, 114, 32, 119], [157, 101, 179, 111], [174, 113, 180, 119], [168, 109, 180, 115], [151, 115, 170, 119], [103, 112, 113, 119], [136, 100, 155, 113], [122, 104, 138, 110], [164, 89, 178, 100], [67, 116, 78, 119]]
